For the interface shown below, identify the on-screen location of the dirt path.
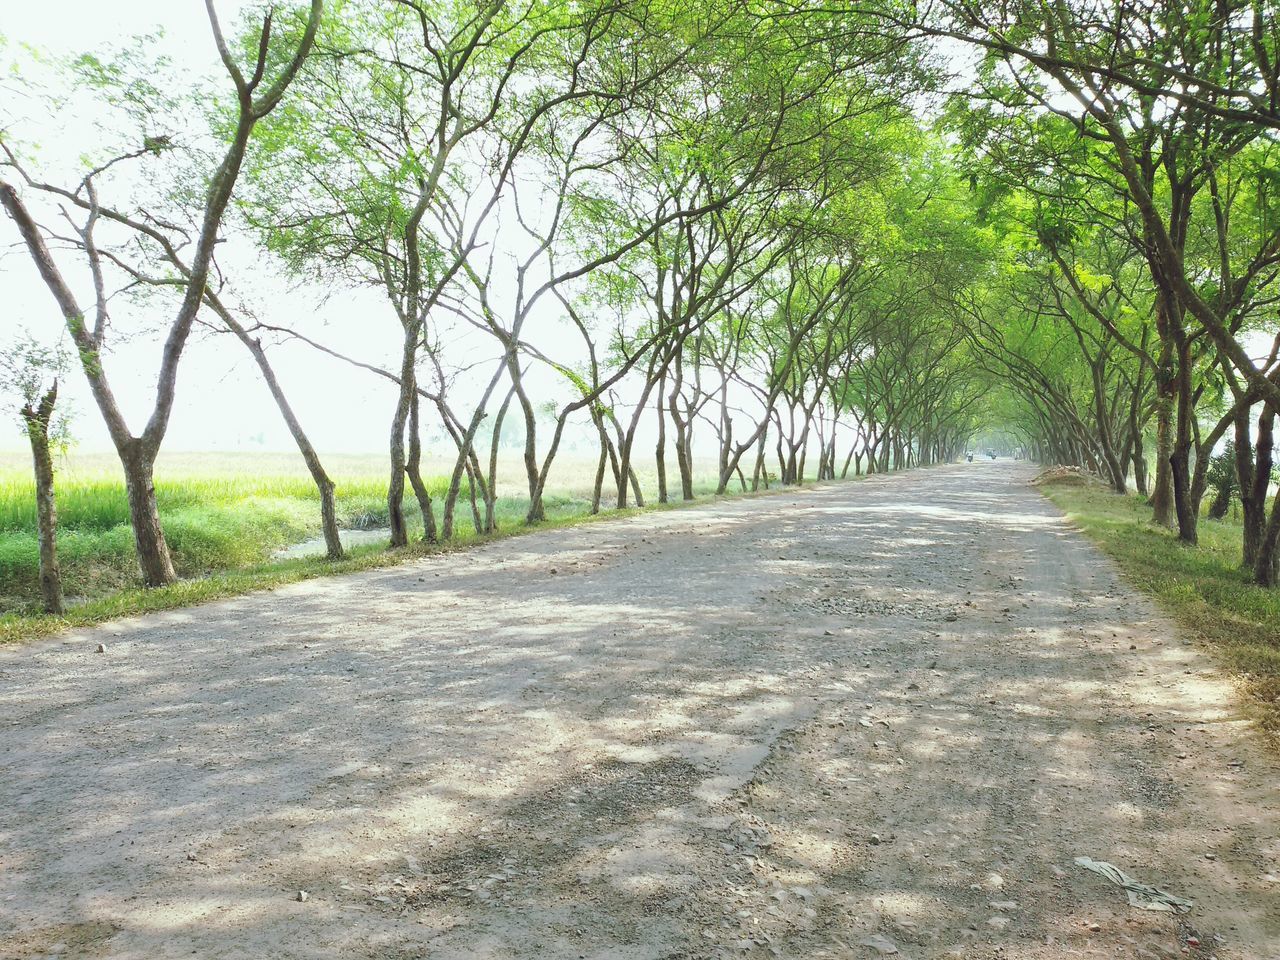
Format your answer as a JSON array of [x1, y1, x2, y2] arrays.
[[3, 462, 1279, 960]]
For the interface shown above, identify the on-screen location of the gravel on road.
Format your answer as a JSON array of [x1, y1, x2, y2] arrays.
[[2, 462, 1278, 959]]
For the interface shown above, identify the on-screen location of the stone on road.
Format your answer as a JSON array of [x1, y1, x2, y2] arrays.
[[2, 462, 1278, 959]]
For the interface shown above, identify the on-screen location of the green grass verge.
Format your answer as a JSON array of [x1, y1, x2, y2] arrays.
[[0, 472, 388, 606], [1040, 481, 1280, 736], [0, 499, 653, 646], [0, 469, 600, 612]]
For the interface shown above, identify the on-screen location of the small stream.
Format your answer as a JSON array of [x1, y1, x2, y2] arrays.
[[273, 527, 392, 561]]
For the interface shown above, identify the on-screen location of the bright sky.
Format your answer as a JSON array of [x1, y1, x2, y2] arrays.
[[2, 1, 456, 457], [4, 4, 1274, 466], [3, 1, 695, 469]]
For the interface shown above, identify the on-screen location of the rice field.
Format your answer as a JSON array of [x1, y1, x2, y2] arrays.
[[0, 450, 588, 613]]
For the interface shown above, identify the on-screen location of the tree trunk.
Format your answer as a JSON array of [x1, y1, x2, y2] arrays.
[[439, 407, 491, 541], [464, 458, 484, 535], [1097, 406, 1127, 492], [1130, 417, 1148, 497], [751, 436, 768, 490], [1170, 342, 1198, 544], [655, 378, 669, 505], [590, 419, 609, 516], [486, 387, 516, 533], [1244, 404, 1275, 569], [121, 443, 177, 586], [841, 443, 856, 478], [406, 390, 438, 543], [222, 321, 343, 559], [668, 380, 695, 501], [387, 335, 416, 548], [21, 385, 65, 615], [1149, 347, 1175, 527], [1255, 481, 1280, 587], [611, 408, 647, 510], [508, 361, 543, 522], [245, 339, 342, 558]]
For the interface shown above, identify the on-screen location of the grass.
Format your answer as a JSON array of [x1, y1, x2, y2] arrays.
[[1040, 480, 1280, 736], [0, 448, 746, 643], [0, 470, 399, 609], [0, 507, 660, 647]]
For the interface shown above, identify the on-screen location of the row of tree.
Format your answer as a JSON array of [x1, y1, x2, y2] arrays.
[[2, 0, 1277, 611], [0, 0, 986, 611], [923, 0, 1280, 585]]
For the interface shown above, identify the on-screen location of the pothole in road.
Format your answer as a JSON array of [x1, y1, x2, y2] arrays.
[[360, 757, 704, 911], [776, 587, 942, 620], [529, 756, 701, 823]]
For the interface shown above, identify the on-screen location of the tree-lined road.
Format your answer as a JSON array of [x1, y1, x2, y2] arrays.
[[3, 463, 1278, 959]]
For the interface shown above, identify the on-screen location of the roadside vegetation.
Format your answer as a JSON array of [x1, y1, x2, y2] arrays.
[[1043, 478, 1280, 734], [0, 450, 747, 638], [0, 463, 387, 614]]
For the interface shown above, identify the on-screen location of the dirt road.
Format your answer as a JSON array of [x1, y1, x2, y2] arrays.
[[3, 462, 1278, 959]]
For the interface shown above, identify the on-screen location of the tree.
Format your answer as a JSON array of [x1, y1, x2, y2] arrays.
[[929, 0, 1280, 545], [243, 0, 680, 544], [0, 0, 324, 585], [0, 334, 72, 614]]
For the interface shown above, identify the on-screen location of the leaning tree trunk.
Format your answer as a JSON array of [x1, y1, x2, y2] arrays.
[[596, 412, 626, 514], [233, 328, 343, 559], [439, 407, 489, 540], [21, 384, 65, 615], [406, 391, 438, 543], [612, 409, 646, 510], [751, 439, 767, 490]]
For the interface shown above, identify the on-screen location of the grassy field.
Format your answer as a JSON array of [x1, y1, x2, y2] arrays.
[[1041, 480, 1280, 736], [0, 448, 732, 637]]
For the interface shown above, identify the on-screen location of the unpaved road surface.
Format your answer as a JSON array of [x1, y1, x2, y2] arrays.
[[3, 462, 1279, 960]]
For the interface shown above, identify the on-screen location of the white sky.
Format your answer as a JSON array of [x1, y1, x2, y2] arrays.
[[3, 0, 743, 471], [2, 1, 484, 458], [5, 4, 1275, 466]]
